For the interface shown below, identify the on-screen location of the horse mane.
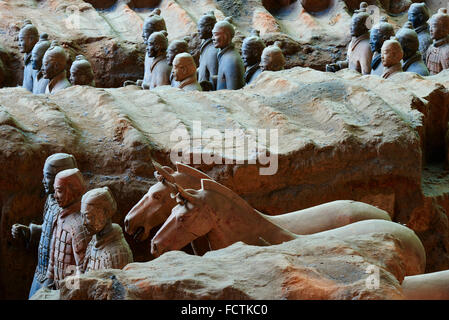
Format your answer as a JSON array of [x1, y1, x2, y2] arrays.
[[176, 162, 212, 180], [201, 179, 255, 213]]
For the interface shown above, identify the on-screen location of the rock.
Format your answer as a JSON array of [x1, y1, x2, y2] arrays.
[[402, 270, 449, 299], [1, 68, 449, 299], [51, 233, 409, 300]]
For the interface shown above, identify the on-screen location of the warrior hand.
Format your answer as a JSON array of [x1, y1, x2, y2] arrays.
[[11, 224, 30, 242], [326, 63, 340, 73], [43, 278, 55, 289]]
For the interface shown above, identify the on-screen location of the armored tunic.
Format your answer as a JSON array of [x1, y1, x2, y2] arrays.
[[415, 24, 432, 61], [403, 52, 430, 76], [46, 201, 91, 287], [84, 224, 133, 272], [216, 44, 245, 90], [198, 38, 218, 90], [23, 53, 34, 92], [32, 69, 49, 94], [426, 37, 449, 75], [245, 64, 263, 84]]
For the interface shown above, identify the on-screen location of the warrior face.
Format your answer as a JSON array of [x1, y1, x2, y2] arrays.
[[18, 27, 38, 54], [212, 24, 231, 49], [81, 203, 108, 234]]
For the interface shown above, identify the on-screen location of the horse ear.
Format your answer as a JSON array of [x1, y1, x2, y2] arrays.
[[152, 160, 175, 183], [175, 183, 198, 204], [175, 162, 211, 179]]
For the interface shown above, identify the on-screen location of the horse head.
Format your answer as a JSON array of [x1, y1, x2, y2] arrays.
[[151, 180, 214, 257], [124, 161, 211, 241]]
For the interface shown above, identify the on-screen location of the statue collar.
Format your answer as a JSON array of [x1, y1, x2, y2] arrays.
[[150, 54, 166, 72], [178, 74, 197, 89], [94, 223, 122, 249], [200, 38, 213, 53], [350, 33, 369, 52], [382, 63, 402, 79], [415, 24, 429, 34], [217, 43, 234, 60], [59, 198, 81, 218], [371, 52, 382, 70], [24, 52, 32, 65], [433, 36, 449, 47], [245, 63, 261, 82], [47, 70, 67, 93], [402, 52, 422, 71]]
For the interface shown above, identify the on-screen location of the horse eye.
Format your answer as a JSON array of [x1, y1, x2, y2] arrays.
[[153, 193, 161, 200]]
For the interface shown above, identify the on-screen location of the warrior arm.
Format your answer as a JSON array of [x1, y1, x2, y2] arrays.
[[29, 223, 42, 247]]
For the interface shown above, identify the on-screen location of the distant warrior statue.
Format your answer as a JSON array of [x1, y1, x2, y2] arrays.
[[197, 11, 218, 91], [426, 8, 449, 75], [167, 37, 190, 86], [19, 20, 39, 92], [145, 31, 171, 89], [408, 3, 432, 61], [81, 187, 133, 272], [30, 33, 51, 94], [11, 153, 77, 298], [212, 17, 245, 90], [172, 53, 202, 91], [396, 23, 429, 76], [260, 42, 286, 72], [124, 9, 167, 88], [381, 37, 403, 79], [42, 42, 71, 94], [242, 30, 265, 84], [45, 168, 91, 289], [369, 17, 395, 76], [70, 55, 95, 87], [326, 2, 372, 75]]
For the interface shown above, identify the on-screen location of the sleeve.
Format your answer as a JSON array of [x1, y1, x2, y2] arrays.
[[360, 46, 372, 75], [29, 223, 42, 247], [72, 224, 91, 274], [441, 49, 449, 70], [46, 230, 56, 280]]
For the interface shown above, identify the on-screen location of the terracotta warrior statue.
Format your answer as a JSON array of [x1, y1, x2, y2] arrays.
[[124, 9, 167, 88], [172, 53, 202, 91], [381, 37, 403, 79], [369, 17, 395, 76], [70, 55, 95, 87], [19, 20, 39, 92], [260, 42, 286, 72], [166, 37, 189, 86], [396, 24, 430, 76], [242, 30, 265, 85], [144, 31, 171, 89], [11, 153, 77, 298], [42, 42, 71, 94], [197, 11, 218, 91], [326, 2, 372, 75], [213, 17, 245, 90], [426, 8, 449, 75], [81, 187, 133, 272], [30, 33, 51, 94], [45, 168, 91, 289], [408, 3, 432, 61]]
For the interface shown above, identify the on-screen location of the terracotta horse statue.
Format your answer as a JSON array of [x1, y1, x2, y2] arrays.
[[125, 162, 391, 246], [151, 179, 426, 277]]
